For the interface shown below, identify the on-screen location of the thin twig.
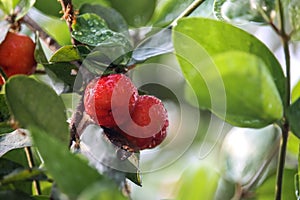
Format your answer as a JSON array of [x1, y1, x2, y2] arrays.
[[24, 147, 42, 195], [274, 0, 291, 199], [168, 0, 206, 28], [22, 15, 61, 52]]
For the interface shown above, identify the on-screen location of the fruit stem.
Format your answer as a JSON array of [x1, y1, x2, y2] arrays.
[[273, 0, 291, 199], [24, 147, 42, 195], [0, 67, 8, 80], [168, 0, 206, 28]]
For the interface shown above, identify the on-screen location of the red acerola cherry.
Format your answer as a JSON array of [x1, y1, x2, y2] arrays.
[[119, 95, 169, 150], [0, 32, 36, 84], [84, 74, 138, 127]]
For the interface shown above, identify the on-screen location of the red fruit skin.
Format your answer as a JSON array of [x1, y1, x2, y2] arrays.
[[0, 32, 36, 79], [84, 74, 138, 127], [119, 95, 169, 150]]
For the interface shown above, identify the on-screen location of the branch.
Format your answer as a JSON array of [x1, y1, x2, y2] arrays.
[[22, 15, 61, 52], [59, 0, 79, 45]]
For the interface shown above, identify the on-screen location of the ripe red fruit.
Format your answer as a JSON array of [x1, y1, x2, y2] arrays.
[[84, 74, 138, 127], [0, 32, 36, 83], [119, 95, 169, 150]]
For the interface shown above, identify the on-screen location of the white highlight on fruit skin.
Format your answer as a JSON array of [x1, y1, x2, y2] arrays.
[[111, 75, 165, 138]]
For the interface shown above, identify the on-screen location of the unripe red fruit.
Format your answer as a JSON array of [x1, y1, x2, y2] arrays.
[[0, 32, 36, 84], [119, 95, 169, 150], [84, 74, 138, 127]]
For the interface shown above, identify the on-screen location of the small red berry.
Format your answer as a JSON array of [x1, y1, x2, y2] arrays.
[[84, 74, 138, 127], [119, 95, 169, 150], [0, 32, 36, 82]]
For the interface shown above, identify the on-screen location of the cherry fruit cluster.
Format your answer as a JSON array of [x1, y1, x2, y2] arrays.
[[0, 31, 36, 84], [84, 74, 169, 150]]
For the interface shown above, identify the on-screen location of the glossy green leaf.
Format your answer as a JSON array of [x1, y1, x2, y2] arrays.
[[72, 13, 129, 47], [30, 127, 107, 199], [50, 45, 81, 63], [5, 76, 69, 144], [256, 168, 297, 200], [214, 0, 275, 24], [79, 3, 129, 34], [174, 18, 285, 103], [176, 163, 219, 200], [289, 0, 300, 41], [292, 80, 300, 103], [0, 21, 10, 44], [15, 0, 36, 20], [0, 129, 31, 157], [173, 18, 284, 127], [109, 0, 156, 27], [287, 98, 300, 138], [220, 125, 281, 185]]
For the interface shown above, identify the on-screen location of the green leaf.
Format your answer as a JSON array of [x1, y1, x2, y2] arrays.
[[34, 36, 48, 64], [30, 126, 106, 199], [289, 0, 300, 41], [50, 45, 81, 63], [0, 158, 23, 178], [0, 94, 10, 122], [0, 129, 31, 157], [0, 21, 10, 44], [292, 80, 300, 103], [214, 0, 275, 24], [109, 0, 156, 27], [1, 167, 45, 185], [287, 98, 300, 138], [151, 0, 193, 26], [15, 0, 36, 20], [0, 190, 34, 200], [256, 168, 297, 200], [176, 163, 219, 200], [0, 0, 19, 14], [77, 181, 127, 200], [131, 28, 173, 63], [174, 18, 285, 103], [173, 18, 284, 127], [44, 63, 77, 90], [287, 133, 300, 157], [79, 3, 129, 34], [220, 125, 281, 185], [5, 76, 69, 144], [72, 13, 131, 51], [27, 8, 71, 46], [34, 0, 62, 17]]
